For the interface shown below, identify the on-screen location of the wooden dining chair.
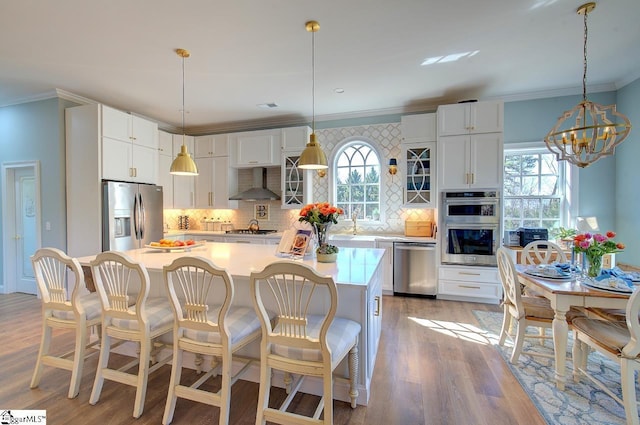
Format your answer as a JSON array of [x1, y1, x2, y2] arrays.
[[30, 247, 102, 398], [572, 288, 640, 425], [519, 240, 572, 334], [89, 251, 174, 419], [250, 260, 361, 425], [521, 240, 568, 265], [162, 256, 263, 425], [497, 247, 583, 363]]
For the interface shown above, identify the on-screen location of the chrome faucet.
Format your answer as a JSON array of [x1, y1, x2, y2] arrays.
[[352, 208, 359, 235]]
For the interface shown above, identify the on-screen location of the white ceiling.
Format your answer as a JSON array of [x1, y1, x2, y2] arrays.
[[1, 0, 639, 134]]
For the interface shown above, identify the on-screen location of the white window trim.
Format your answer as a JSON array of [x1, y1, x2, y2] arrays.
[[329, 136, 385, 224], [503, 141, 578, 229]]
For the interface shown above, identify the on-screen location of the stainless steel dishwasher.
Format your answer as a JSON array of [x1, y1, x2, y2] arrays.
[[393, 242, 437, 297]]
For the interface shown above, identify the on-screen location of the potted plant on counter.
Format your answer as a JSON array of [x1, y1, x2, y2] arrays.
[[552, 227, 578, 249], [298, 202, 343, 262]]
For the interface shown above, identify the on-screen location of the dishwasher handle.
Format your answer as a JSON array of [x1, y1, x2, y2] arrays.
[[394, 243, 436, 251]]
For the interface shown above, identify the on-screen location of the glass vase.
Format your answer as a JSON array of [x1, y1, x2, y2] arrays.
[[585, 253, 603, 278], [313, 222, 331, 252]]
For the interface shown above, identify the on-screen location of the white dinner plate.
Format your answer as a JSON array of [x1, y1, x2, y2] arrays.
[[580, 277, 634, 294], [524, 265, 572, 280]]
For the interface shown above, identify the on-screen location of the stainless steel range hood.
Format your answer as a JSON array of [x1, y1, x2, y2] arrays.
[[229, 167, 281, 201]]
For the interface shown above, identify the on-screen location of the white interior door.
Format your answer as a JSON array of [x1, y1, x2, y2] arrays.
[[2, 162, 41, 294]]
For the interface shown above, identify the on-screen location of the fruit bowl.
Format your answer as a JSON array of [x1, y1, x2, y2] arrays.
[[145, 239, 205, 252]]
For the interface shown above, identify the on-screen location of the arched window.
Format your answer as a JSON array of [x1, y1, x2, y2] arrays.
[[334, 141, 381, 221]]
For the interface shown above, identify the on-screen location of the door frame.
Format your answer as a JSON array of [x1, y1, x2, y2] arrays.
[[1, 160, 42, 294]]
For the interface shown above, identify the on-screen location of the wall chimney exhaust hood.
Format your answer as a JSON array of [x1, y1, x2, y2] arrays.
[[229, 167, 281, 201]]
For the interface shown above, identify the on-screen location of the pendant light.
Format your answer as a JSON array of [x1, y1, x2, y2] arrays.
[[544, 2, 631, 168], [299, 20, 328, 170], [170, 48, 199, 176]]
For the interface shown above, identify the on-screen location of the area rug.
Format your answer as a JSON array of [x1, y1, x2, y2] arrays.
[[473, 310, 637, 425]]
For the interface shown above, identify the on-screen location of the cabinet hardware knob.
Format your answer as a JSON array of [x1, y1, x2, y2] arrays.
[[459, 272, 481, 276], [458, 285, 481, 289], [374, 296, 381, 316]]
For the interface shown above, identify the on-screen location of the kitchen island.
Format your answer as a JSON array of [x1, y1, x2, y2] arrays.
[[77, 242, 384, 405]]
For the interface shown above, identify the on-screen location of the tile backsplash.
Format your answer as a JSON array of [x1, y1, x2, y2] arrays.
[[164, 121, 436, 234]]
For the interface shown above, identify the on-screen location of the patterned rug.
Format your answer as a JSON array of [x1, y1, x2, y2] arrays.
[[473, 310, 637, 425]]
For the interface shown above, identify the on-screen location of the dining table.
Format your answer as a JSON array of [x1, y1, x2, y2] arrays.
[[516, 264, 630, 390]]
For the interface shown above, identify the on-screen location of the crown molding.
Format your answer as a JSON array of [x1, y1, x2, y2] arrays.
[[54, 89, 97, 105], [487, 83, 617, 103]]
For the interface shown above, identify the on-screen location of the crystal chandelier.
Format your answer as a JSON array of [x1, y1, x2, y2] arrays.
[[544, 2, 631, 168]]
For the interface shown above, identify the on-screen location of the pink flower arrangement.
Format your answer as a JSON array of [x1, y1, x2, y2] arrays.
[[573, 231, 625, 277], [573, 231, 625, 256]]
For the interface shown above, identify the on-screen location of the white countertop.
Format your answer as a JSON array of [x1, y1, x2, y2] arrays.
[[77, 242, 385, 287], [164, 230, 436, 243]]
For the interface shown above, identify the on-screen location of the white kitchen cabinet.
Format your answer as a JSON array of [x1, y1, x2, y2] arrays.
[[66, 103, 164, 258], [402, 142, 436, 206], [437, 100, 503, 136], [101, 105, 158, 184], [171, 134, 195, 208], [375, 240, 394, 293], [330, 239, 376, 249], [194, 134, 229, 158], [438, 265, 501, 304], [172, 175, 194, 209], [401, 113, 436, 142], [438, 133, 503, 189], [192, 234, 226, 243], [281, 153, 312, 209], [224, 236, 264, 244], [229, 129, 280, 167], [281, 126, 312, 151], [158, 129, 173, 156], [158, 154, 174, 208], [102, 137, 158, 184], [366, 269, 383, 380], [102, 105, 158, 149], [194, 156, 238, 209]]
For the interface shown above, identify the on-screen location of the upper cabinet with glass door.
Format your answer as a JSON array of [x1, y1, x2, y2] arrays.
[[400, 113, 437, 207], [402, 142, 436, 207], [281, 126, 312, 209], [282, 153, 312, 208]]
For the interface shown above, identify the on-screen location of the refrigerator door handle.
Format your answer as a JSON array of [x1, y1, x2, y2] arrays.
[[139, 193, 145, 240], [133, 194, 140, 240]]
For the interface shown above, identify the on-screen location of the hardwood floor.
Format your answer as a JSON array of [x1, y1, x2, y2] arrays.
[[0, 293, 545, 424]]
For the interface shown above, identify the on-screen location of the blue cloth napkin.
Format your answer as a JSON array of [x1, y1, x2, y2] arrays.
[[596, 267, 634, 288]]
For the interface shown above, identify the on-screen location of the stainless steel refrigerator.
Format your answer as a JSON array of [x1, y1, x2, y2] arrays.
[[102, 181, 164, 251]]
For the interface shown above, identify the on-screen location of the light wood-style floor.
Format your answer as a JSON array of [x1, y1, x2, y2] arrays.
[[0, 293, 545, 425]]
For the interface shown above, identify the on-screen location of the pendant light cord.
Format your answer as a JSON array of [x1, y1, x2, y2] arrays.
[[181, 53, 186, 144], [582, 8, 588, 102], [312, 27, 316, 134]]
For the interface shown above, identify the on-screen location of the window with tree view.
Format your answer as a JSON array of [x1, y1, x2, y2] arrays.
[[503, 149, 567, 232], [335, 142, 380, 221]]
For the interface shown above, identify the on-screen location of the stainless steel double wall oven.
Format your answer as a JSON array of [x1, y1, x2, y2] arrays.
[[441, 190, 500, 266]]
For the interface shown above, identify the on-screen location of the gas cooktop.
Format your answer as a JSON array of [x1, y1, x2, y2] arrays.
[[225, 229, 278, 235]]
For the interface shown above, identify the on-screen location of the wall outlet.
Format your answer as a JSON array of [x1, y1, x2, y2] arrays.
[[45, 221, 51, 231]]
